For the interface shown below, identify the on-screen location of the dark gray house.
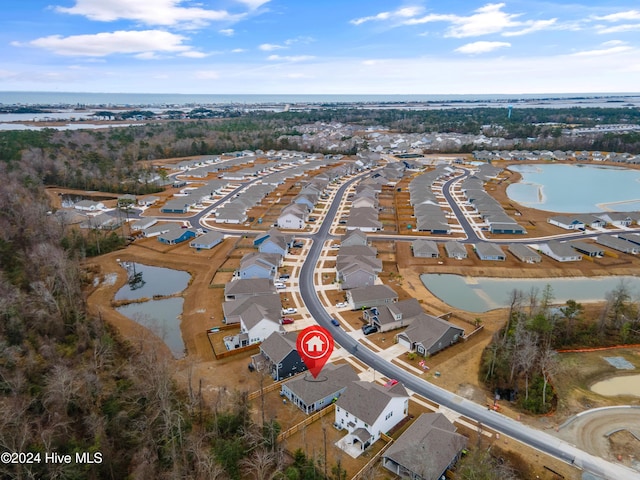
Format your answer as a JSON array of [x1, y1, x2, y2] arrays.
[[363, 298, 424, 333], [382, 413, 467, 480], [396, 314, 464, 357], [251, 332, 306, 381]]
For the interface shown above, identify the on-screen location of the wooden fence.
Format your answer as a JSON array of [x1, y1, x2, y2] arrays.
[[350, 433, 394, 480], [277, 404, 335, 442]]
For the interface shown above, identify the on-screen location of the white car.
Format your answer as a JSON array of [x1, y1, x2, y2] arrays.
[[335, 302, 348, 308], [282, 307, 297, 315]]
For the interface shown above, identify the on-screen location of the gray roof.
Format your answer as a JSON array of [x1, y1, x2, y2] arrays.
[[191, 230, 224, 246], [475, 242, 505, 259], [383, 413, 467, 480], [401, 314, 464, 350], [368, 299, 424, 327], [223, 293, 281, 324], [444, 241, 467, 257], [159, 227, 196, 242], [283, 364, 360, 405], [412, 239, 439, 257], [336, 381, 408, 426], [337, 245, 377, 257], [341, 229, 368, 245], [225, 278, 275, 297], [260, 332, 299, 364], [508, 243, 541, 262], [349, 285, 398, 304]]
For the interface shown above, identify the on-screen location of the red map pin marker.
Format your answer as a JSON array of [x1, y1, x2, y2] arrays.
[[296, 325, 334, 378]]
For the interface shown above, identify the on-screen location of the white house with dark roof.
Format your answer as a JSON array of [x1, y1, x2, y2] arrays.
[[597, 212, 634, 227], [540, 241, 582, 262], [131, 217, 158, 231], [382, 413, 467, 480], [277, 203, 308, 229], [335, 381, 409, 453], [548, 215, 585, 230], [74, 200, 105, 211], [190, 231, 224, 250]]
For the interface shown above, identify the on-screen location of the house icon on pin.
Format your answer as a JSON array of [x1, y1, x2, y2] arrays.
[[305, 335, 325, 353]]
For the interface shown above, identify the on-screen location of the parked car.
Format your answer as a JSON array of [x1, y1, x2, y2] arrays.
[[278, 274, 290, 281], [384, 379, 399, 388], [281, 317, 294, 325], [335, 302, 348, 308], [275, 282, 286, 289], [362, 324, 378, 335], [292, 242, 304, 248], [331, 318, 340, 327], [282, 307, 297, 315]]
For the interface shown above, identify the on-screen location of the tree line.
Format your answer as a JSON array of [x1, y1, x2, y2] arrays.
[[481, 283, 639, 414]]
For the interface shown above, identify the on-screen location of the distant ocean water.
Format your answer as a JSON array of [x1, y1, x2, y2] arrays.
[[1, 91, 639, 106]]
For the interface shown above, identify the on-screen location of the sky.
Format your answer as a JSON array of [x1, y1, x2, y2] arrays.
[[1, 0, 640, 94]]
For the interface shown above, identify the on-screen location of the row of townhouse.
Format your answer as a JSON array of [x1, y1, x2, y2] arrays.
[[548, 212, 640, 230], [461, 168, 527, 235], [408, 165, 453, 234], [473, 149, 640, 165], [335, 229, 381, 290]]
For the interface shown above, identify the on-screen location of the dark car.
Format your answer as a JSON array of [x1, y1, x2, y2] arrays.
[[362, 324, 378, 335], [330, 318, 340, 327]]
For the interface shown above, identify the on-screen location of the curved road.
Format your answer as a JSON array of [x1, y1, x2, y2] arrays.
[[297, 170, 639, 480]]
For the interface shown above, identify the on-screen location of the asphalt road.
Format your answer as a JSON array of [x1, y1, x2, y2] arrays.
[[297, 169, 640, 480]]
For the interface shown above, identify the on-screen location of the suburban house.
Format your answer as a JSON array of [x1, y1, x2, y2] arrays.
[[281, 363, 359, 414], [597, 212, 634, 227], [412, 239, 440, 258], [190, 231, 225, 250], [474, 242, 506, 261], [335, 381, 409, 452], [254, 228, 293, 256], [596, 235, 640, 254], [382, 413, 468, 480], [570, 241, 604, 257], [619, 233, 640, 246], [223, 298, 283, 350], [277, 203, 308, 229], [539, 241, 583, 262], [347, 285, 398, 310], [214, 206, 248, 224], [576, 214, 607, 228], [251, 332, 306, 381], [396, 314, 464, 357], [237, 252, 282, 280], [74, 200, 105, 211], [138, 195, 160, 207], [223, 292, 281, 326], [363, 298, 424, 333], [346, 207, 382, 232], [224, 278, 276, 301], [341, 229, 368, 247], [130, 217, 158, 231], [80, 212, 121, 230], [508, 243, 542, 263], [337, 261, 378, 290], [161, 198, 192, 214], [444, 241, 467, 259], [142, 223, 175, 238], [548, 216, 585, 230], [158, 228, 197, 245]]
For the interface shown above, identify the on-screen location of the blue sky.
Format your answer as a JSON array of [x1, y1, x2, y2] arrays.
[[1, 0, 640, 94]]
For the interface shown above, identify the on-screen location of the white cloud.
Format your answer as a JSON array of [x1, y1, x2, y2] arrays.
[[267, 55, 315, 62], [232, 48, 246, 53], [570, 45, 633, 57], [596, 23, 640, 34], [350, 6, 424, 26], [180, 51, 209, 58], [55, 0, 240, 28], [259, 43, 285, 51], [235, 0, 270, 9], [19, 30, 193, 57], [455, 41, 510, 54], [593, 10, 640, 22], [366, 3, 556, 38], [219, 29, 235, 36]]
